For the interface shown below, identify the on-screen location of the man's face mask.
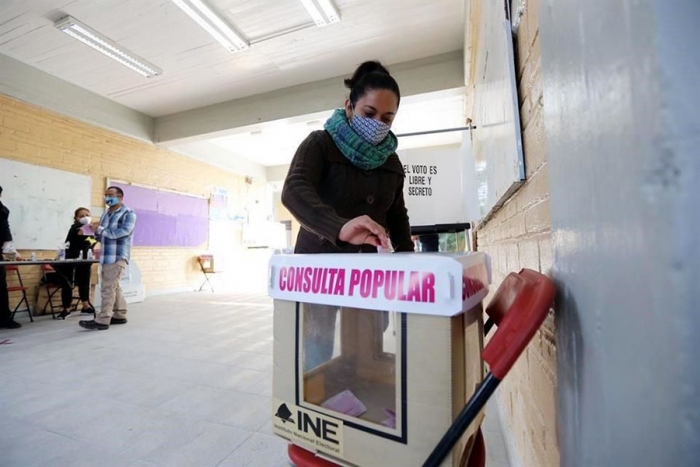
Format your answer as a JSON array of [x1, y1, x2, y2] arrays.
[[105, 196, 119, 207], [349, 111, 391, 146]]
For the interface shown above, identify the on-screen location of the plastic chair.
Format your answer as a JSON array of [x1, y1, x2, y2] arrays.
[[483, 270, 533, 335], [6, 265, 33, 322], [422, 268, 556, 466]]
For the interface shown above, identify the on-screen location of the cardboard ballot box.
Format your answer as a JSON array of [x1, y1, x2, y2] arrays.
[[269, 252, 491, 467]]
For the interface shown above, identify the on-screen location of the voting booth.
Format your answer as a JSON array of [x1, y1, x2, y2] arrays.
[[269, 252, 491, 467], [397, 138, 480, 255]]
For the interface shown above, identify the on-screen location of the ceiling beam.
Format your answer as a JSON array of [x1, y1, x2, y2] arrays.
[[167, 140, 267, 180], [154, 51, 464, 145], [0, 53, 154, 142]]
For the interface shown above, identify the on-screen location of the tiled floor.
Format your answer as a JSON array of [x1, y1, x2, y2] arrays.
[[1, 292, 510, 467]]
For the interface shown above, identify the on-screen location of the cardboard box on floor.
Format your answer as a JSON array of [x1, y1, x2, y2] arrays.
[[269, 252, 491, 467]]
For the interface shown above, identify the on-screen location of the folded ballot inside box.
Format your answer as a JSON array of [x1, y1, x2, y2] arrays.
[[269, 252, 491, 467]]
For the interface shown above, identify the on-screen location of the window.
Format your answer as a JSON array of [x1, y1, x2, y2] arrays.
[[298, 304, 405, 439]]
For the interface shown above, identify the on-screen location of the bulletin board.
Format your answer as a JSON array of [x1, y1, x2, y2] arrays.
[[469, 0, 525, 220], [0, 158, 91, 250], [109, 180, 208, 247]]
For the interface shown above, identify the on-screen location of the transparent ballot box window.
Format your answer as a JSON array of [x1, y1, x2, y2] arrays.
[[297, 303, 405, 439]]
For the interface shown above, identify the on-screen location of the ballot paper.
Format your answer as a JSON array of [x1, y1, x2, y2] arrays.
[[80, 225, 95, 236], [381, 408, 396, 428], [321, 389, 367, 417]]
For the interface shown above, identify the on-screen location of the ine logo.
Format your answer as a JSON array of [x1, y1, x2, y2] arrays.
[[275, 403, 294, 424], [273, 399, 344, 455]]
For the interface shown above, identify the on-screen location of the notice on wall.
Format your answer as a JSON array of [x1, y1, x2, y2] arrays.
[[404, 163, 438, 198], [398, 143, 479, 227], [209, 187, 229, 221]]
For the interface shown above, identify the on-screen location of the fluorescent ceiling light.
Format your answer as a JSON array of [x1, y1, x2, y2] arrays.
[[299, 0, 340, 26], [54, 16, 161, 78], [172, 0, 249, 52]]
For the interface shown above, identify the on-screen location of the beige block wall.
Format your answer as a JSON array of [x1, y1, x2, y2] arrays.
[[473, 0, 559, 465], [273, 190, 301, 248], [280, 206, 300, 248], [0, 94, 264, 309]]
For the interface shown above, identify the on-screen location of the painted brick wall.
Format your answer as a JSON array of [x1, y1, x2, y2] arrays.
[[1, 94, 264, 310], [474, 0, 559, 465]]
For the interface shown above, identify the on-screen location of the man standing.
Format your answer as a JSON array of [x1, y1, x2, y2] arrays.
[[0, 185, 21, 329], [79, 186, 136, 331]]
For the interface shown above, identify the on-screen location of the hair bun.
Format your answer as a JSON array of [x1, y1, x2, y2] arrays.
[[344, 60, 391, 89], [344, 60, 400, 106]]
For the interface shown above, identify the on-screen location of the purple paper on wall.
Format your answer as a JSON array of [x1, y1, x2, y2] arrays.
[[112, 182, 208, 247]]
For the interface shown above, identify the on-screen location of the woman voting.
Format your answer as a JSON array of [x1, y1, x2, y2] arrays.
[[281, 61, 413, 371]]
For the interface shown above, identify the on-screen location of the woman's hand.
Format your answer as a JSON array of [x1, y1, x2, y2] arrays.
[[339, 215, 389, 248]]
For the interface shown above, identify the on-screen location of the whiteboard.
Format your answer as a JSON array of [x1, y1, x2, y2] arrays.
[[471, 8, 525, 220], [0, 158, 91, 250]]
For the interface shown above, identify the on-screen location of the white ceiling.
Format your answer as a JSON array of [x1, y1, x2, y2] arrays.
[[0, 0, 465, 117], [208, 90, 466, 167]]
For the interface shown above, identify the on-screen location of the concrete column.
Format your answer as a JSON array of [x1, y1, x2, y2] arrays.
[[541, 0, 700, 465]]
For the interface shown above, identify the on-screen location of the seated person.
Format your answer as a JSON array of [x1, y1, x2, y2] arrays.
[[55, 207, 97, 319]]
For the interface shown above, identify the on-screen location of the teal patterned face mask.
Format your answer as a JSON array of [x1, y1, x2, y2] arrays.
[[324, 109, 398, 171], [350, 114, 391, 146]]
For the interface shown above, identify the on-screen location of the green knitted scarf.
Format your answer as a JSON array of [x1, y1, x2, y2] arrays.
[[324, 108, 398, 170]]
